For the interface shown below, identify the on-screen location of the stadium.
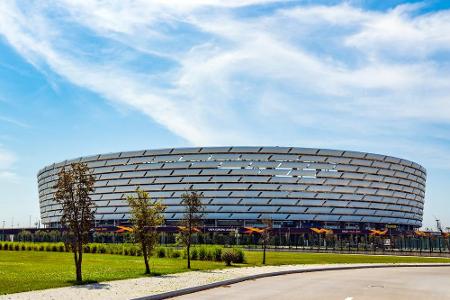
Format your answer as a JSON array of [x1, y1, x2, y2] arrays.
[[37, 146, 426, 233]]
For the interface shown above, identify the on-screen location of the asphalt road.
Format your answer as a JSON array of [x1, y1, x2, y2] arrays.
[[171, 267, 450, 300]]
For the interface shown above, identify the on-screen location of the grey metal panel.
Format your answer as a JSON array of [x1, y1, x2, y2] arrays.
[[204, 213, 232, 219], [272, 154, 300, 161], [250, 161, 280, 168], [261, 146, 290, 153], [317, 149, 344, 156], [229, 169, 260, 175], [361, 216, 381, 223], [306, 207, 333, 214], [200, 169, 230, 175], [136, 163, 164, 170], [324, 200, 349, 207], [107, 179, 130, 186], [129, 178, 154, 185], [300, 200, 325, 206], [229, 191, 260, 197], [241, 198, 270, 205], [289, 147, 318, 155], [154, 177, 182, 184], [259, 169, 290, 176], [221, 161, 251, 168], [162, 162, 191, 169], [170, 147, 201, 154], [315, 193, 342, 199], [326, 156, 352, 164], [250, 183, 280, 190], [260, 191, 289, 198], [210, 153, 241, 160], [229, 146, 262, 153], [210, 198, 241, 205], [287, 214, 315, 220], [315, 214, 341, 221], [339, 215, 363, 222], [119, 150, 146, 158], [270, 199, 298, 205], [269, 177, 297, 184], [121, 171, 147, 178], [105, 158, 129, 166], [278, 206, 307, 213], [229, 213, 260, 219], [241, 154, 272, 161], [261, 214, 289, 220], [249, 206, 279, 213]]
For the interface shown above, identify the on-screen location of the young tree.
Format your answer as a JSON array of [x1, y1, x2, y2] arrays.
[[260, 218, 273, 265], [126, 188, 165, 274], [179, 190, 204, 269], [54, 162, 95, 283]]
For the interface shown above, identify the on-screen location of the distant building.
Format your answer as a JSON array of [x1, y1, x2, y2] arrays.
[[38, 146, 425, 230]]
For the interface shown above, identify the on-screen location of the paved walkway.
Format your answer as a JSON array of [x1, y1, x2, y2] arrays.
[[1, 264, 448, 300], [174, 266, 450, 300]]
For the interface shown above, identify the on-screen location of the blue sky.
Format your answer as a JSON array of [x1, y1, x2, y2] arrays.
[[0, 0, 449, 229]]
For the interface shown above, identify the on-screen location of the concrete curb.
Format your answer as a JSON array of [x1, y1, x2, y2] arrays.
[[132, 264, 450, 300]]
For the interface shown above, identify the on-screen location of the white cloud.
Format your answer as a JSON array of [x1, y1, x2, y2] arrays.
[[0, 1, 449, 168]]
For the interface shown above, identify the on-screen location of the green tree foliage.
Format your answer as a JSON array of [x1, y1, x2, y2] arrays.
[[126, 188, 165, 274], [17, 230, 32, 242], [179, 190, 204, 269], [54, 162, 95, 283]]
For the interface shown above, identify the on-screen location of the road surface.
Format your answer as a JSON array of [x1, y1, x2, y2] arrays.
[[172, 267, 450, 300]]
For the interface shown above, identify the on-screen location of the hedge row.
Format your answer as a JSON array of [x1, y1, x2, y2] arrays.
[[0, 242, 246, 263]]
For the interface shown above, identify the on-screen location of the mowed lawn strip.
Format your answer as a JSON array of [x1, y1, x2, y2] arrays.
[[1, 250, 450, 295]]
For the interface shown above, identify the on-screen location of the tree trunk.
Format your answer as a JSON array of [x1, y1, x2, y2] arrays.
[[143, 245, 150, 274], [77, 244, 83, 282], [262, 242, 266, 265], [187, 241, 191, 269]]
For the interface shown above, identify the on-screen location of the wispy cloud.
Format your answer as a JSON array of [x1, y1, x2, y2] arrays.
[[0, 146, 17, 181], [0, 116, 30, 128], [0, 1, 449, 168]]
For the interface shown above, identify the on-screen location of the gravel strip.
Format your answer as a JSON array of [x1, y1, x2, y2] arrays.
[[1, 263, 446, 300]]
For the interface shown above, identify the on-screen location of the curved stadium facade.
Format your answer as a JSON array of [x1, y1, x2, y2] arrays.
[[38, 147, 426, 230]]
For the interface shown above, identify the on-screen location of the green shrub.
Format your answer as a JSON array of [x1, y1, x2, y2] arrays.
[[171, 250, 181, 258], [39, 245, 44, 251], [232, 248, 245, 263], [198, 247, 207, 261], [99, 245, 107, 254], [21, 244, 26, 251], [52, 245, 58, 252], [156, 247, 166, 258], [191, 248, 198, 260], [14, 244, 20, 251], [59, 245, 65, 252], [221, 250, 234, 266], [45, 245, 52, 252], [91, 245, 97, 254], [129, 247, 136, 256], [83, 245, 90, 253], [213, 247, 222, 261], [124, 248, 129, 256]]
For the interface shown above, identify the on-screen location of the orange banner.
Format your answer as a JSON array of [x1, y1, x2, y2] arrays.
[[243, 227, 265, 234], [177, 226, 201, 233], [414, 230, 431, 237], [369, 229, 388, 236], [115, 225, 133, 233], [310, 228, 333, 235]]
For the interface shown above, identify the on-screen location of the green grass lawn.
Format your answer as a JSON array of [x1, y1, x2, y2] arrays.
[[1, 250, 449, 295]]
